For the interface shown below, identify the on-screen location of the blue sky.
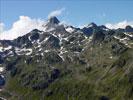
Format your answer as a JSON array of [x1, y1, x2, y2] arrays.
[[0, 0, 133, 30]]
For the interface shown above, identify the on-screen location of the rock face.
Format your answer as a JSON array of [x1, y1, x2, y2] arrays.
[[30, 29, 40, 41], [44, 16, 60, 30], [111, 43, 127, 55], [48, 16, 60, 24], [92, 29, 105, 44], [0, 17, 133, 100], [125, 25, 133, 32], [81, 22, 98, 36], [0, 75, 5, 86]]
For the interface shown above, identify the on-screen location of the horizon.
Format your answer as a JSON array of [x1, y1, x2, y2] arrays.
[[0, 1, 133, 99], [0, 0, 133, 39]]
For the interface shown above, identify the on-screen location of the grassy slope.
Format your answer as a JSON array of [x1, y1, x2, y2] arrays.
[[1, 40, 133, 100]]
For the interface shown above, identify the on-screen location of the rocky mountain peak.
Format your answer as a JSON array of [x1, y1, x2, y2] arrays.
[[0, 16, 133, 100], [125, 25, 133, 32], [48, 16, 60, 24], [87, 22, 97, 28], [99, 25, 109, 31], [99, 25, 107, 29], [92, 28, 105, 44], [42, 16, 60, 31]]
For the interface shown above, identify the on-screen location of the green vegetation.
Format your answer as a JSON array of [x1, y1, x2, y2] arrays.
[[1, 31, 133, 100]]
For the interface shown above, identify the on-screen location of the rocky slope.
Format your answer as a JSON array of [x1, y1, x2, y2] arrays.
[[0, 17, 133, 100]]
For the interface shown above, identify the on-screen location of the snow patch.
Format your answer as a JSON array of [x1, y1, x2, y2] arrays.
[[65, 27, 75, 33], [0, 67, 4, 73], [0, 47, 3, 52], [44, 50, 50, 53], [63, 37, 69, 41], [3, 46, 12, 51], [25, 49, 33, 55], [28, 36, 31, 41], [43, 37, 50, 42], [124, 32, 133, 37], [58, 53, 64, 61], [16, 48, 33, 55], [41, 53, 44, 56], [39, 48, 42, 51], [109, 56, 113, 59]]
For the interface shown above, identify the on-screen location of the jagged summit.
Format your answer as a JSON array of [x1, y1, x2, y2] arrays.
[[48, 16, 60, 24], [42, 16, 60, 31], [0, 16, 133, 100], [99, 25, 109, 31], [86, 22, 97, 28], [99, 25, 107, 29], [81, 22, 98, 36], [125, 25, 133, 32]]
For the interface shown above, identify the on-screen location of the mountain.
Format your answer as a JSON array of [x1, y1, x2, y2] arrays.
[[125, 25, 133, 32], [0, 17, 133, 100], [116, 25, 133, 33], [81, 22, 98, 36], [48, 16, 60, 24], [42, 16, 60, 31]]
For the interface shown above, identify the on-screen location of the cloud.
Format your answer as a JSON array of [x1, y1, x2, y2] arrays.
[[48, 8, 65, 19], [0, 23, 4, 33], [105, 20, 133, 29], [0, 8, 66, 40], [0, 16, 45, 40]]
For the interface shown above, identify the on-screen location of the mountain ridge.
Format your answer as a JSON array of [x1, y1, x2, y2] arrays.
[[0, 16, 133, 100]]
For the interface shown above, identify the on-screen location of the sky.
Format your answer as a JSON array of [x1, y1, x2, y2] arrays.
[[0, 0, 133, 39]]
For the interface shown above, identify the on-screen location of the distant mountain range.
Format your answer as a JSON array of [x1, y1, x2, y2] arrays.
[[0, 17, 133, 100]]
